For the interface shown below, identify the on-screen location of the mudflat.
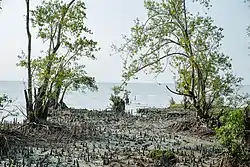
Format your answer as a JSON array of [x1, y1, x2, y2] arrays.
[[0, 108, 223, 167]]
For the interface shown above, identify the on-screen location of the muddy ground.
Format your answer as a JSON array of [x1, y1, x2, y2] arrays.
[[0, 108, 227, 167]]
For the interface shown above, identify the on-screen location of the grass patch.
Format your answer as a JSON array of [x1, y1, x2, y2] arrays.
[[168, 103, 184, 109], [149, 149, 175, 160]]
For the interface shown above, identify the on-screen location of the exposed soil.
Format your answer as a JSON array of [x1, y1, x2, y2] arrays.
[[0, 108, 231, 167]]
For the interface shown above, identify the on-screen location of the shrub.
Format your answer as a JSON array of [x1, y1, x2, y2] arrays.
[[168, 97, 194, 109], [216, 108, 246, 159], [0, 94, 12, 107], [169, 97, 176, 106], [0, 94, 16, 123], [109, 94, 125, 113], [109, 86, 131, 113], [168, 103, 184, 109], [168, 97, 183, 109], [149, 149, 177, 166], [149, 149, 175, 160]]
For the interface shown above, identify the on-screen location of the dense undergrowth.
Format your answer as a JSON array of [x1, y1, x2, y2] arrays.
[[167, 96, 250, 166]]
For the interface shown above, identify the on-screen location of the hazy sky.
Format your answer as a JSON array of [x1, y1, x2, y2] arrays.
[[0, 0, 249, 83]]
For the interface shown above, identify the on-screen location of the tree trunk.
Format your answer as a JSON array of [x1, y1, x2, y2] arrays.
[[53, 83, 62, 109], [25, 0, 34, 122], [23, 0, 77, 123], [31, 0, 76, 119], [24, 89, 35, 122], [183, 96, 187, 109], [31, 86, 51, 122], [59, 85, 68, 104], [47, 85, 62, 109]]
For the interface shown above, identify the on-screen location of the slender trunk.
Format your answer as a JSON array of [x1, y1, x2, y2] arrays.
[[25, 0, 33, 122], [55, 85, 61, 103], [182, 0, 209, 120], [35, 55, 54, 121], [58, 86, 69, 109], [59, 85, 69, 104], [34, 88, 37, 103], [51, 84, 61, 109], [34, 87, 48, 122], [47, 65, 64, 109], [181, 0, 196, 107]]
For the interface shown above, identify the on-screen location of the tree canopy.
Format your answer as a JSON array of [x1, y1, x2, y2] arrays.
[[19, 0, 99, 122], [112, 0, 243, 119]]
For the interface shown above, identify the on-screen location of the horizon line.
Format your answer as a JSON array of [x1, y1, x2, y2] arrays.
[[0, 80, 175, 84], [0, 80, 250, 86]]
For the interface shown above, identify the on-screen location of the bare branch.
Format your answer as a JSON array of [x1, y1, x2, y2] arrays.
[[136, 52, 189, 73], [142, 38, 184, 58], [165, 85, 193, 97], [14, 105, 27, 118]]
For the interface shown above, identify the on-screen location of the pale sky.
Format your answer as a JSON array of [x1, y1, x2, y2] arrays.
[[0, 0, 249, 83]]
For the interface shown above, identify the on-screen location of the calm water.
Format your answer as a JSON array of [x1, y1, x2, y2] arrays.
[[0, 81, 180, 109], [0, 81, 249, 121]]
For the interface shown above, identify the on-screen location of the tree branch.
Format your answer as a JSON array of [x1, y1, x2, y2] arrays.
[[119, 51, 190, 90], [136, 52, 189, 73], [165, 85, 193, 97], [142, 38, 184, 58], [53, 0, 76, 54]]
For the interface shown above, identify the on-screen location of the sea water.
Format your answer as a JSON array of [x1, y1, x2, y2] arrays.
[[0, 81, 249, 122]]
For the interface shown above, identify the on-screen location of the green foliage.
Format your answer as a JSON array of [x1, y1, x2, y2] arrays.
[[169, 97, 176, 106], [216, 108, 245, 158], [109, 86, 130, 113], [18, 0, 99, 106], [112, 0, 242, 119], [0, 94, 17, 123], [149, 149, 175, 160], [70, 70, 98, 93], [168, 97, 186, 109], [0, 94, 12, 108], [169, 103, 184, 109], [226, 88, 249, 109], [109, 94, 125, 113], [111, 85, 131, 100]]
